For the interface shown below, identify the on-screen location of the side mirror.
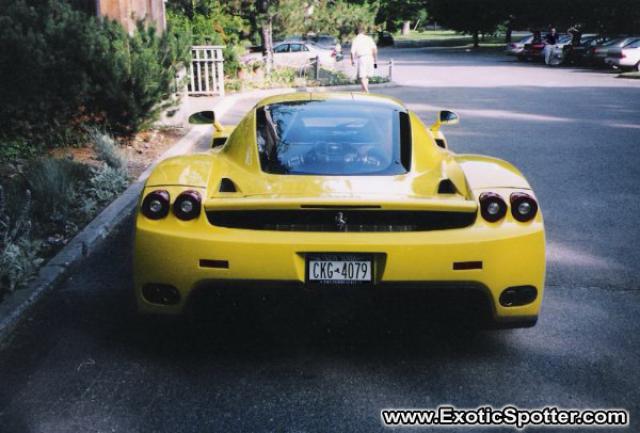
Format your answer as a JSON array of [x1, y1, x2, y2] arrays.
[[430, 110, 460, 132], [439, 110, 459, 125], [188, 110, 215, 125], [189, 110, 231, 147]]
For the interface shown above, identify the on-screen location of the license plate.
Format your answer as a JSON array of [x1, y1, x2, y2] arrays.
[[306, 254, 372, 284]]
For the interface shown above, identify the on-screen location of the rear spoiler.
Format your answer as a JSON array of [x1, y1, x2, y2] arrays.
[[204, 196, 478, 213]]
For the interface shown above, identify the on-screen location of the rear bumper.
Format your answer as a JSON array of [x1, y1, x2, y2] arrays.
[[605, 57, 635, 68], [134, 213, 545, 321]]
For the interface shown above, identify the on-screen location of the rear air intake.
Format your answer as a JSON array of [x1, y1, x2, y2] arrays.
[[499, 285, 538, 307], [142, 284, 181, 305], [199, 259, 229, 269], [453, 261, 482, 270], [219, 178, 237, 192], [438, 179, 458, 194], [206, 210, 477, 232]]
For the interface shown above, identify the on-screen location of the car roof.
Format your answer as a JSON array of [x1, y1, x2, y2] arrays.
[[255, 92, 406, 110]]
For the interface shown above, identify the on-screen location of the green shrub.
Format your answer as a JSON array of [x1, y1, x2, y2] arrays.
[[0, 0, 190, 144], [91, 130, 128, 170], [26, 158, 92, 228], [87, 165, 129, 204], [91, 22, 191, 135], [267, 67, 297, 86], [167, 1, 247, 78], [0, 187, 43, 296], [0, 138, 37, 162]]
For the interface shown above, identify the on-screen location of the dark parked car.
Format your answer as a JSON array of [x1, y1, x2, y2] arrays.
[[374, 31, 395, 47], [564, 35, 606, 64]]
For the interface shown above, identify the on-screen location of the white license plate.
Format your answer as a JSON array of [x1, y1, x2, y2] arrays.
[[308, 259, 372, 283]]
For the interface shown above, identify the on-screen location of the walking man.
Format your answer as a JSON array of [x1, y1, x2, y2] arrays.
[[351, 24, 378, 93]]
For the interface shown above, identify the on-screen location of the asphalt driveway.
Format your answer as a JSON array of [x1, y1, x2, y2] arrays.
[[1, 47, 639, 433]]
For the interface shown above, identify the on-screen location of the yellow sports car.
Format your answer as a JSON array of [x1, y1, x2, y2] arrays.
[[134, 92, 545, 328]]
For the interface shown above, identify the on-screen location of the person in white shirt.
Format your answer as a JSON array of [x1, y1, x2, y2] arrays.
[[350, 24, 378, 93]]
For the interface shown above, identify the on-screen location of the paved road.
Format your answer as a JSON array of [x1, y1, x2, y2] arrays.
[[1, 48, 640, 433]]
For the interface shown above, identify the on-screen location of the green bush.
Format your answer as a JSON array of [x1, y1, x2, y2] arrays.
[[0, 138, 36, 161], [26, 158, 92, 226], [90, 130, 128, 171], [167, 1, 247, 78], [87, 165, 129, 204], [0, 0, 190, 145], [90, 22, 191, 135], [0, 187, 43, 297]]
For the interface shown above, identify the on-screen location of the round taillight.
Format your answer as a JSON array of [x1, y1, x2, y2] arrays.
[[479, 192, 507, 222], [141, 190, 170, 220], [510, 192, 538, 222], [173, 190, 201, 220]]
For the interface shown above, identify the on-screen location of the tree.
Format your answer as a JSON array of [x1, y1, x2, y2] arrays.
[[0, 0, 190, 143], [427, 0, 504, 47], [504, 0, 640, 35], [375, 0, 426, 33]]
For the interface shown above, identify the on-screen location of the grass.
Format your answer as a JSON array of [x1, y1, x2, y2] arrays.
[[393, 29, 509, 48], [393, 30, 463, 41]]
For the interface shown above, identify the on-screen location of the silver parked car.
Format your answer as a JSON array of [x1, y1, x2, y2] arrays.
[[606, 38, 640, 71], [592, 37, 639, 65], [242, 41, 336, 69], [506, 34, 533, 56]]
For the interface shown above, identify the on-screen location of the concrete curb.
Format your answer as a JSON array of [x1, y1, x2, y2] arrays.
[[300, 82, 399, 92], [0, 97, 241, 344]]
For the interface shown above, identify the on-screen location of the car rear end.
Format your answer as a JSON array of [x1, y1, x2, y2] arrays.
[[134, 95, 545, 328], [605, 38, 640, 69], [134, 191, 544, 327], [506, 35, 532, 56]]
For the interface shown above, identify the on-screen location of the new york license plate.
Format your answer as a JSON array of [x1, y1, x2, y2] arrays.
[[306, 254, 372, 284]]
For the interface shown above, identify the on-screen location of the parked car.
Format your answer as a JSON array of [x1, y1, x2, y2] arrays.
[[505, 34, 532, 56], [591, 37, 639, 66], [242, 41, 336, 69], [605, 38, 640, 71], [309, 34, 343, 61], [278, 34, 342, 62], [565, 34, 608, 65], [136, 93, 545, 329], [519, 34, 570, 61], [369, 31, 394, 47]]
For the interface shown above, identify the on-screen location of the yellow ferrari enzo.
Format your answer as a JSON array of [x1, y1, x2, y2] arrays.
[[134, 92, 545, 328]]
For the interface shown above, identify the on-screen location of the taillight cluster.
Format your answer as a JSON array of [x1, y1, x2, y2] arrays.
[[141, 190, 202, 221], [479, 192, 538, 223]]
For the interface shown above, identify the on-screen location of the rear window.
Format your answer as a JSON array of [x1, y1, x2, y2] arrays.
[[256, 100, 410, 175]]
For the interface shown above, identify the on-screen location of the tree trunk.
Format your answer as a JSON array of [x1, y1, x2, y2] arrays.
[[506, 23, 512, 43], [473, 30, 479, 48], [262, 16, 273, 75], [401, 20, 411, 35]]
